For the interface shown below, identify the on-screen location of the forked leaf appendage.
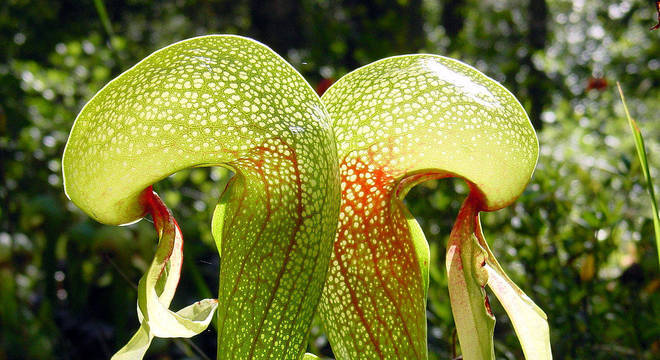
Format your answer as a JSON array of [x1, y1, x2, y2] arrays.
[[112, 188, 217, 359], [446, 193, 495, 360], [447, 191, 551, 360]]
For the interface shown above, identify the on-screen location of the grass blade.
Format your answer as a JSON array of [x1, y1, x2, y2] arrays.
[[617, 82, 660, 266], [93, 0, 115, 39]]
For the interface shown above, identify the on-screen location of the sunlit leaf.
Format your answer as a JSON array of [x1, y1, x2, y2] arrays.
[[111, 323, 151, 360], [63, 35, 340, 359], [319, 55, 545, 359], [485, 264, 551, 359]]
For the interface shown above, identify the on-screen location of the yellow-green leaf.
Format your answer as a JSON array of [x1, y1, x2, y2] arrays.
[[63, 35, 340, 359], [319, 54, 544, 360]]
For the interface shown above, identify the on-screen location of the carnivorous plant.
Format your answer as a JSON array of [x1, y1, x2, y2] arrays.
[[63, 35, 550, 360]]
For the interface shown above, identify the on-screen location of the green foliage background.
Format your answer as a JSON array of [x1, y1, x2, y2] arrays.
[[1, 0, 658, 359]]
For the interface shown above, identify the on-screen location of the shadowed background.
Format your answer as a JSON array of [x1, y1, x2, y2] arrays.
[[1, 0, 659, 359]]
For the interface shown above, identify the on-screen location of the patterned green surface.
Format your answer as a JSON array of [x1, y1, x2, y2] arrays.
[[63, 35, 340, 359], [63, 36, 549, 360], [319, 55, 546, 359]]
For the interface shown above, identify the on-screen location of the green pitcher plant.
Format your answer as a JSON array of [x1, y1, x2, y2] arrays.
[[63, 35, 551, 360], [318, 56, 551, 360], [63, 35, 340, 359]]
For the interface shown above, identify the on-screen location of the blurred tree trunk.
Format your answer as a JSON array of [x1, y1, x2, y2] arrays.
[[442, 0, 466, 43], [528, 0, 548, 50], [248, 0, 303, 56], [336, 0, 426, 68], [524, 0, 550, 130], [405, 0, 425, 51]]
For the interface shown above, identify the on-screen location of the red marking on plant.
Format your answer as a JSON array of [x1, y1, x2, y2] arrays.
[[651, 1, 660, 30], [484, 291, 493, 317], [139, 186, 183, 279], [316, 78, 334, 96], [327, 152, 426, 358], [453, 250, 463, 271]]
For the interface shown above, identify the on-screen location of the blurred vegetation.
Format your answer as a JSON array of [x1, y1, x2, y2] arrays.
[[1, 0, 659, 359]]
